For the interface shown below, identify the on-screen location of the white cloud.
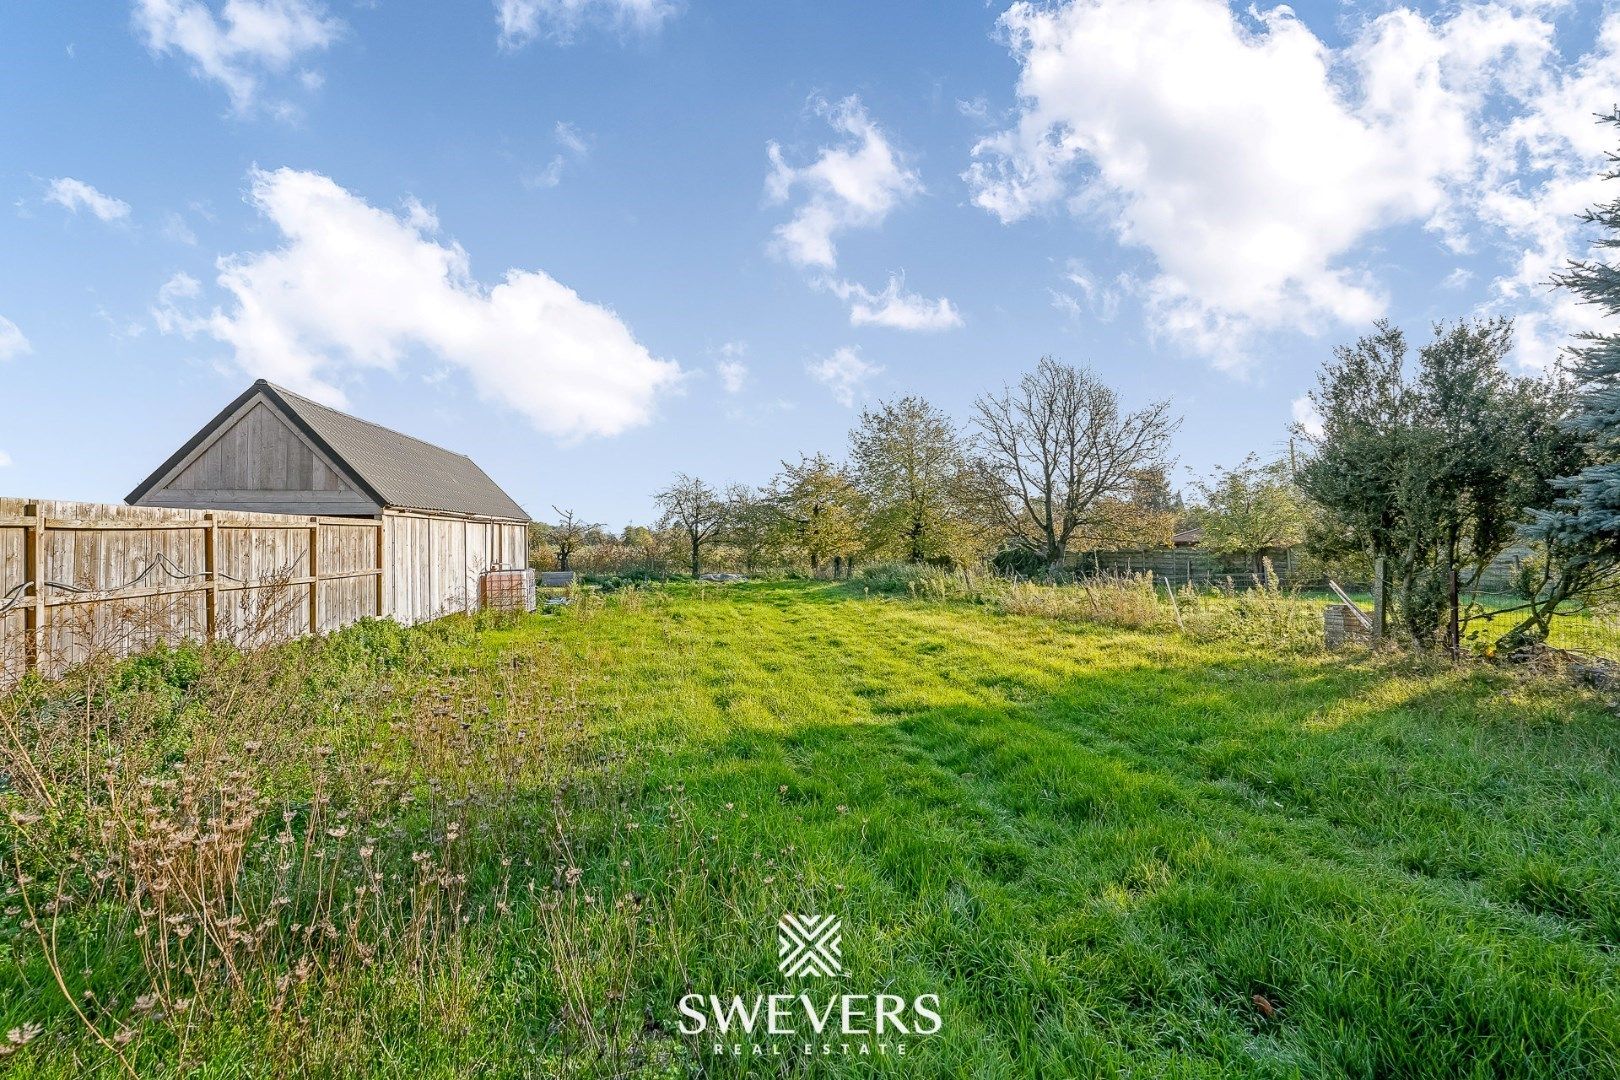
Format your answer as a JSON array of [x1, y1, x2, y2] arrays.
[[524, 121, 591, 190], [526, 159, 566, 190], [1050, 259, 1125, 322], [967, 0, 1597, 369], [1441, 267, 1474, 290], [807, 346, 880, 407], [496, 0, 679, 49], [1470, 12, 1620, 369], [154, 167, 681, 441], [133, 0, 342, 113], [0, 316, 29, 361], [956, 97, 989, 121], [823, 275, 963, 331], [716, 359, 747, 394], [1292, 395, 1324, 440], [45, 178, 131, 222], [162, 211, 199, 245], [766, 96, 923, 270], [153, 272, 203, 334], [0, 451, 11, 468], [554, 121, 589, 157], [714, 342, 748, 393]]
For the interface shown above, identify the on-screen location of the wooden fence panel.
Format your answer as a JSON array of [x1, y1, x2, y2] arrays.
[[0, 498, 526, 680], [0, 499, 384, 681], [0, 509, 26, 684]]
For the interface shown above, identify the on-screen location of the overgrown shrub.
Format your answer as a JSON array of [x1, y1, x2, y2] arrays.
[[991, 547, 1049, 579], [1179, 564, 1321, 653]]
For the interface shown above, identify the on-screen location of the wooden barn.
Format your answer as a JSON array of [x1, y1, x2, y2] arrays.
[[128, 379, 531, 626]]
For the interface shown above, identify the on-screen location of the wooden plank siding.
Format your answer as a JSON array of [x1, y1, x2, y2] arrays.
[[130, 392, 380, 516], [0, 498, 525, 682], [382, 511, 527, 626], [44, 379, 536, 682]]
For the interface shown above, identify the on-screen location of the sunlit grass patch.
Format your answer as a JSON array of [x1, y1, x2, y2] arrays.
[[3, 580, 1618, 1077]]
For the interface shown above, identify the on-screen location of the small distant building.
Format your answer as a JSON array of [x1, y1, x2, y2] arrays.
[[1172, 527, 1204, 548], [127, 379, 530, 625]]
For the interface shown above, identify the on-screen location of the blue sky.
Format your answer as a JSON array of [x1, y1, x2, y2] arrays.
[[1, 0, 1617, 524]]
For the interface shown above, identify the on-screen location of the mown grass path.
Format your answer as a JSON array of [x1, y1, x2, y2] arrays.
[[6, 580, 1619, 1078], [471, 581, 1620, 1077]]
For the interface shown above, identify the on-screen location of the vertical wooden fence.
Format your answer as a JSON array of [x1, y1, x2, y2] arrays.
[[0, 499, 383, 682]]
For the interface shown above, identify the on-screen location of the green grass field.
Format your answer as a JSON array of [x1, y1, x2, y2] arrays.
[[4, 580, 1619, 1077]]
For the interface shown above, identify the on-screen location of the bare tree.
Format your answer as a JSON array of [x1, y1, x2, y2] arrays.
[[549, 507, 601, 572], [654, 474, 725, 577], [972, 357, 1178, 566]]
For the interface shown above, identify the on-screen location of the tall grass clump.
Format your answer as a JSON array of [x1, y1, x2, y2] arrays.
[[1178, 561, 1322, 653], [0, 614, 658, 1076], [853, 560, 980, 600], [996, 572, 1173, 631], [928, 560, 1327, 654]]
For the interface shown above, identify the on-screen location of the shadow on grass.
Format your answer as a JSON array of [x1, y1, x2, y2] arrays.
[[640, 643, 1620, 1077], [19, 582, 1619, 1078]]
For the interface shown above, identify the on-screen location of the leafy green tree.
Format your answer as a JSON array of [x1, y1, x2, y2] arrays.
[[1077, 466, 1180, 552], [849, 396, 986, 565], [654, 474, 725, 577], [1299, 319, 1577, 645], [1192, 454, 1310, 578], [621, 524, 659, 551], [721, 483, 780, 574], [769, 454, 865, 574]]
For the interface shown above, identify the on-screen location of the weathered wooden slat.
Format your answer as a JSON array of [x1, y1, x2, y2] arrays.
[[39, 519, 209, 531], [0, 494, 523, 681]]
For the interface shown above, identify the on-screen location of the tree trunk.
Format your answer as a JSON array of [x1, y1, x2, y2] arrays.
[[690, 534, 701, 578]]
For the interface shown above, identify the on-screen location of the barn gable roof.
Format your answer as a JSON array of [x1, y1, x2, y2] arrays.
[[128, 380, 530, 522]]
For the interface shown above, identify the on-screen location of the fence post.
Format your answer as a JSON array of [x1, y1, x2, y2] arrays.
[[309, 518, 321, 635], [203, 513, 218, 641], [374, 517, 386, 620], [1447, 567, 1460, 659], [1371, 556, 1386, 643], [21, 502, 41, 672]]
